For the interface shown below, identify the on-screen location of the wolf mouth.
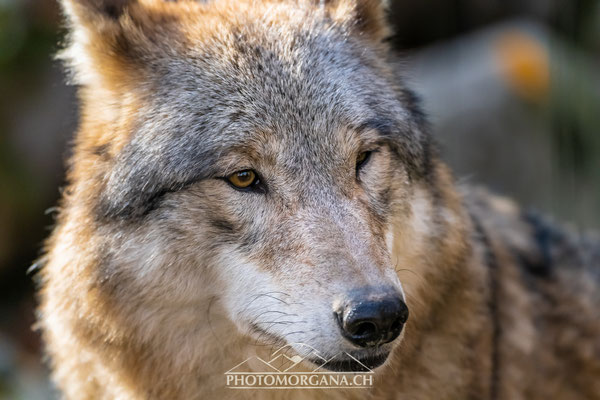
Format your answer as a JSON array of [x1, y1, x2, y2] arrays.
[[309, 351, 390, 372]]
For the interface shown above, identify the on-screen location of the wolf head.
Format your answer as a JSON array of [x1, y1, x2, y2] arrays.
[[59, 0, 440, 372]]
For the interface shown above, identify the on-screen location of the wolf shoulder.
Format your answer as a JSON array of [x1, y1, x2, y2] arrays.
[[464, 184, 600, 320]]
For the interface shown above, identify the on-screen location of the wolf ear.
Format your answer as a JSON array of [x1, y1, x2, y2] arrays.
[[58, 0, 152, 87], [325, 0, 391, 41]]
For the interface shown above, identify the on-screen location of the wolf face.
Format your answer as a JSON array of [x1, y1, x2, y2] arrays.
[[56, 0, 434, 373]]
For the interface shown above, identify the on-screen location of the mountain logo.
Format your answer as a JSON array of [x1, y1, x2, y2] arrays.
[[225, 343, 374, 390]]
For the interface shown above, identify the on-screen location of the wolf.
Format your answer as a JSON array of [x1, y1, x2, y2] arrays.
[[37, 0, 600, 399]]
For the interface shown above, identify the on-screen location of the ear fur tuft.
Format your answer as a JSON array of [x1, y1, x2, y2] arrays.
[[324, 0, 391, 41], [58, 0, 145, 87]]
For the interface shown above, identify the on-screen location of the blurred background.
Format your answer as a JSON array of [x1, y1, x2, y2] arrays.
[[0, 0, 599, 398]]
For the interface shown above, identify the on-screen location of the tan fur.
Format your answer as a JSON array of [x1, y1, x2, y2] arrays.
[[38, 1, 600, 399]]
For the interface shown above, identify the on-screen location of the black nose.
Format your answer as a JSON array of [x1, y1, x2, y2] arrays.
[[335, 293, 408, 348]]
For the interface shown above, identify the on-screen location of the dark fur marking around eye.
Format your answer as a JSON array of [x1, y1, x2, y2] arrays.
[[357, 118, 397, 137], [95, 177, 196, 221], [356, 105, 434, 182], [93, 125, 230, 222]]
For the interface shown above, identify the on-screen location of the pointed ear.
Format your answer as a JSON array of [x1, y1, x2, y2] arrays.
[[326, 0, 391, 41], [58, 0, 139, 87]]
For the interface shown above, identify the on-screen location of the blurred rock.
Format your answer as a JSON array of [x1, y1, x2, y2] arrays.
[[405, 19, 600, 230]]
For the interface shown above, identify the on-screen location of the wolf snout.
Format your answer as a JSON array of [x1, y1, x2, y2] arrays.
[[335, 290, 409, 348]]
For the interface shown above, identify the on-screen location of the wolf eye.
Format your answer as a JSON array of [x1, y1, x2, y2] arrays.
[[356, 151, 371, 170], [227, 170, 259, 189]]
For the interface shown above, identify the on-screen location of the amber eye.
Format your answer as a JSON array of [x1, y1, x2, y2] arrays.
[[227, 170, 258, 189], [356, 151, 371, 169]]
